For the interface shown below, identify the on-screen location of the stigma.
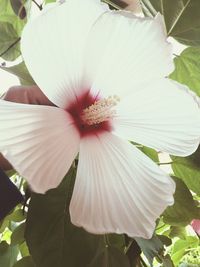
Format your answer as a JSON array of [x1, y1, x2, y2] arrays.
[[81, 95, 120, 126]]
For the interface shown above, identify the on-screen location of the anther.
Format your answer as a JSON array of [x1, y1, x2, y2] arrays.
[[81, 95, 120, 125]]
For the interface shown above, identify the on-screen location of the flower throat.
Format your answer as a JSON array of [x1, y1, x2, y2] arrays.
[[66, 91, 119, 137]]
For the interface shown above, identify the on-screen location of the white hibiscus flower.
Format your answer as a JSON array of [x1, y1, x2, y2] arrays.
[[0, 0, 200, 238]]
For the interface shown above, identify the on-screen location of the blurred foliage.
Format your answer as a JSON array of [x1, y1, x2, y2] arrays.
[[0, 22, 20, 61], [163, 177, 200, 226], [140, 0, 200, 46], [0, 0, 26, 34], [0, 0, 200, 267], [171, 148, 200, 196]]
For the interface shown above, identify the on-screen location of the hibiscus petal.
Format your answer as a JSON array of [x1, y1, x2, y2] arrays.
[[83, 12, 174, 97], [0, 100, 80, 193], [70, 133, 175, 238], [114, 79, 200, 156], [21, 0, 108, 108]]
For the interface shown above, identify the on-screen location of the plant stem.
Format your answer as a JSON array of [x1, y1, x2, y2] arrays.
[[0, 37, 21, 58], [103, 234, 110, 247], [124, 240, 133, 254], [140, 0, 157, 17], [156, 223, 166, 231], [102, 0, 121, 10], [158, 161, 173, 166], [140, 256, 148, 267], [173, 53, 180, 57], [32, 0, 43, 10], [19, 177, 24, 191]]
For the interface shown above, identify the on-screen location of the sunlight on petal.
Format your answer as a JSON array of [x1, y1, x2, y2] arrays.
[[70, 132, 175, 238]]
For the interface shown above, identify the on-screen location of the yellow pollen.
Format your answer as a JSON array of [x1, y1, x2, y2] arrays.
[[81, 95, 120, 125]]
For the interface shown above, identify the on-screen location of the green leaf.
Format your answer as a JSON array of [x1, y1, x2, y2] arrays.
[[140, 0, 200, 46], [13, 256, 35, 267], [6, 209, 26, 223], [171, 148, 200, 196], [45, 0, 56, 3], [140, 146, 159, 162], [19, 242, 30, 257], [171, 236, 199, 265], [158, 235, 172, 247], [0, 241, 18, 267], [0, 61, 35, 85], [179, 264, 200, 267], [163, 177, 200, 226], [11, 222, 25, 246], [0, 0, 25, 34], [181, 245, 200, 265], [134, 235, 163, 266], [0, 22, 20, 61], [169, 226, 187, 240], [124, 238, 141, 267], [89, 246, 130, 267], [0, 218, 9, 233], [170, 47, 200, 96], [107, 234, 126, 252], [160, 254, 175, 267], [25, 168, 102, 267]]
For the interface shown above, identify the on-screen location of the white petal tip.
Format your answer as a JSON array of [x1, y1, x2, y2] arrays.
[[70, 216, 155, 239]]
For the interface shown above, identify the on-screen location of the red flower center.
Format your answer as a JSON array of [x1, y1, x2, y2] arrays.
[[66, 90, 116, 137]]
